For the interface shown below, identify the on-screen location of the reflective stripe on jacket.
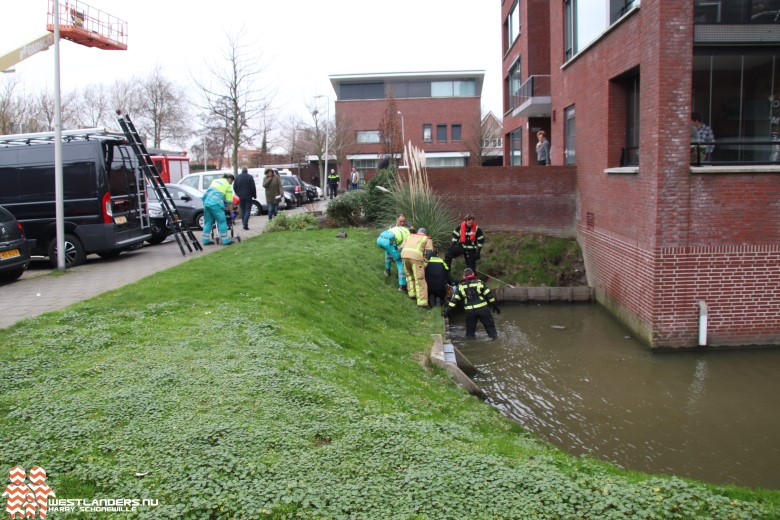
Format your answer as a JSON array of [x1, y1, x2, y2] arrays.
[[203, 178, 233, 207], [448, 277, 495, 311], [400, 232, 433, 261], [450, 223, 484, 250], [389, 225, 410, 244]]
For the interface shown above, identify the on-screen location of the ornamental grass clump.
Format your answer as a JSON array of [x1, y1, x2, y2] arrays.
[[385, 142, 454, 249]]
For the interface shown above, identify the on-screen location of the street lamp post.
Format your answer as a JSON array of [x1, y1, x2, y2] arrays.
[[314, 95, 330, 191]]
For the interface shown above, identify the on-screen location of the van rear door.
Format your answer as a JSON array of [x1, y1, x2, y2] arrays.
[[105, 144, 148, 242]]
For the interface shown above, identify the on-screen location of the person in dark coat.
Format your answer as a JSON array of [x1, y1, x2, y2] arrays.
[[232, 167, 256, 230], [425, 249, 456, 307]]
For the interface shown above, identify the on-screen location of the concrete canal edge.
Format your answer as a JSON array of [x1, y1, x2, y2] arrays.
[[428, 286, 593, 396], [429, 333, 485, 399]]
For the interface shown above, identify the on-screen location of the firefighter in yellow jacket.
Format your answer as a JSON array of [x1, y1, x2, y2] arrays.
[[400, 227, 434, 308]]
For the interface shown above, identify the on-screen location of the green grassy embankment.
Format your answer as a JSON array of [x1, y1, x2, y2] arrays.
[[0, 228, 777, 518]]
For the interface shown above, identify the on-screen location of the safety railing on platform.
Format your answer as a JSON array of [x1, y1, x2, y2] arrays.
[[47, 0, 128, 50]]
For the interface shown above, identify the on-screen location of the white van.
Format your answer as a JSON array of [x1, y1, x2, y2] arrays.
[[178, 170, 288, 215]]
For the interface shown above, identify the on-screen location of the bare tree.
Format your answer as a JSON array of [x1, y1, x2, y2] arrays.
[[465, 111, 503, 166], [136, 66, 190, 148], [31, 87, 78, 131], [378, 94, 402, 165], [306, 99, 330, 185], [331, 114, 355, 177], [0, 76, 33, 134], [72, 83, 112, 128], [194, 29, 271, 174]]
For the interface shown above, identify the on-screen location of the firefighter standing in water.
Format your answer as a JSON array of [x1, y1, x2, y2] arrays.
[[445, 213, 484, 271], [444, 267, 500, 340], [201, 173, 235, 245], [401, 227, 434, 308]]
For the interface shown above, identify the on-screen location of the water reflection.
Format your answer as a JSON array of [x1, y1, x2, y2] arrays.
[[452, 303, 780, 489]]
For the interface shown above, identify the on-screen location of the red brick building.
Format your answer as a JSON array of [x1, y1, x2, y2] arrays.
[[330, 71, 485, 186], [503, 0, 780, 348]]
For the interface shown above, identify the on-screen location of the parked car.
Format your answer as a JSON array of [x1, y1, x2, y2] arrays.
[[179, 170, 286, 215], [146, 184, 205, 244], [0, 205, 32, 282], [279, 172, 308, 207], [303, 181, 323, 201], [0, 137, 151, 268]]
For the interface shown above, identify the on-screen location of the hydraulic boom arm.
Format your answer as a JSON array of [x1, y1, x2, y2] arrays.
[[0, 33, 55, 72]]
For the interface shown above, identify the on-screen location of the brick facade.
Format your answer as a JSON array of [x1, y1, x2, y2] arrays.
[[502, 0, 780, 348]]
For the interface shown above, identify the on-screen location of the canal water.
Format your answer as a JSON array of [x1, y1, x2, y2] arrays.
[[451, 303, 780, 490]]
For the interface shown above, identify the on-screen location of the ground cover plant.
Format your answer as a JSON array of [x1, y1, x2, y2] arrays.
[[1, 229, 777, 518]]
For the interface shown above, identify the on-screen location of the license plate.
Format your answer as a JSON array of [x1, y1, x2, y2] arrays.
[[0, 249, 20, 259], [115, 216, 127, 224]]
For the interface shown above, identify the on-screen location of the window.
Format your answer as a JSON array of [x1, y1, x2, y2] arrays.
[[564, 0, 577, 61], [340, 83, 385, 100], [564, 105, 576, 165], [423, 124, 432, 143], [693, 53, 780, 163], [507, 1, 521, 48], [436, 124, 447, 142], [431, 80, 477, 97], [451, 124, 462, 142], [389, 81, 430, 98], [508, 57, 522, 110], [510, 129, 522, 166], [353, 159, 377, 176], [427, 157, 466, 168], [356, 130, 381, 144], [610, 0, 638, 23], [624, 72, 640, 166]]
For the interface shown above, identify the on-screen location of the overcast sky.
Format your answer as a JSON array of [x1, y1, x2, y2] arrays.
[[5, 0, 503, 142]]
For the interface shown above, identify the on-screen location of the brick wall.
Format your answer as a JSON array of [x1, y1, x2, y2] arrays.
[[425, 165, 577, 237]]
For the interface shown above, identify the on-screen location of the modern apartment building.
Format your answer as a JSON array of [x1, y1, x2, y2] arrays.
[[502, 0, 780, 348], [330, 71, 484, 182]]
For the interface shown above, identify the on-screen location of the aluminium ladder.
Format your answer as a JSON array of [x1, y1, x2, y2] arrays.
[[116, 113, 202, 256]]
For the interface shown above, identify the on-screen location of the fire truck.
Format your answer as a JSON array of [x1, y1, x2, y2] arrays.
[[148, 149, 191, 183]]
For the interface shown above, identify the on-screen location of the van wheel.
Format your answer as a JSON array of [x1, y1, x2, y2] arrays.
[[250, 201, 262, 216], [48, 233, 86, 268]]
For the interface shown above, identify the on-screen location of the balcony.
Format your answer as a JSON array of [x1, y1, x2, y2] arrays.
[[694, 0, 780, 43], [511, 75, 551, 119], [690, 140, 780, 166]]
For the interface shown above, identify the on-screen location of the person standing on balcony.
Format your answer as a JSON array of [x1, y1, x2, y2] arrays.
[[536, 130, 551, 166], [692, 112, 715, 162]]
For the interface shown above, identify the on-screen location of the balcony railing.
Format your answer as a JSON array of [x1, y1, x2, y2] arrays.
[[690, 140, 780, 166], [511, 75, 552, 118], [694, 1, 780, 24]]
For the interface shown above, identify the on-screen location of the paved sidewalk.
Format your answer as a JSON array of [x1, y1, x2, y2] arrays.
[[0, 203, 320, 329]]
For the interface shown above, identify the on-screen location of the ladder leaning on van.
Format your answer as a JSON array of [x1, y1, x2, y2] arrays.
[[116, 112, 203, 256]]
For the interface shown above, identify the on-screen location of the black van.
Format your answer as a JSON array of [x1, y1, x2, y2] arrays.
[[0, 138, 151, 267]]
